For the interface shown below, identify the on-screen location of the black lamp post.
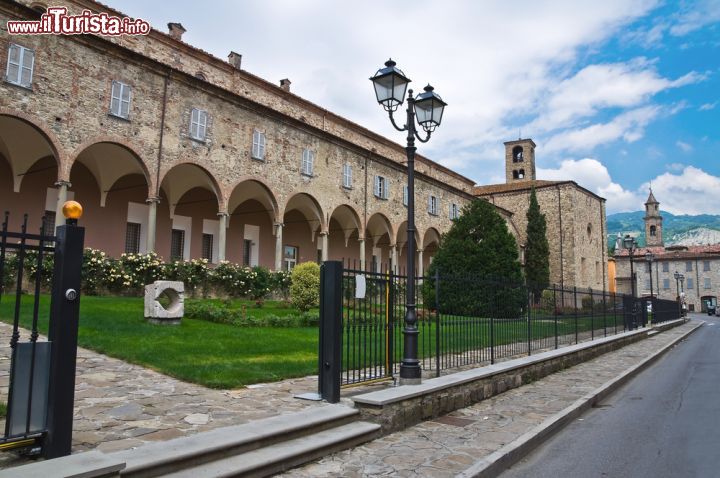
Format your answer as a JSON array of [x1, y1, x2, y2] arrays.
[[674, 271, 684, 318], [623, 235, 638, 328], [370, 59, 446, 384], [645, 252, 654, 299]]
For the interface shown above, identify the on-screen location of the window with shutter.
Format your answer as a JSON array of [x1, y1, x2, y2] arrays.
[[6, 44, 34, 88], [110, 81, 132, 119], [301, 149, 314, 176], [403, 185, 408, 206], [252, 130, 266, 160], [374, 176, 388, 199], [342, 164, 352, 188], [429, 195, 438, 215], [190, 108, 207, 141]]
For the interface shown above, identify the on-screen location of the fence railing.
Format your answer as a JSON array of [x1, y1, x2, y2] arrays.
[[328, 262, 681, 389]]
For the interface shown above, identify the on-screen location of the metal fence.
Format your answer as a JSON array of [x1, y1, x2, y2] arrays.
[[329, 262, 681, 389]]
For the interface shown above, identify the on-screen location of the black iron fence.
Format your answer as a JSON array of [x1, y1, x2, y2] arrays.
[[0, 211, 84, 458], [320, 262, 683, 393]]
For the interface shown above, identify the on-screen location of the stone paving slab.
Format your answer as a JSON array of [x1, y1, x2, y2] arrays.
[[281, 319, 700, 478]]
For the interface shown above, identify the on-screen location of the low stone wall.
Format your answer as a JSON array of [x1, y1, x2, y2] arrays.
[[352, 319, 686, 435]]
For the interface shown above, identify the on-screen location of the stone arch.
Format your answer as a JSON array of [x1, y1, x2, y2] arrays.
[[366, 212, 393, 247], [282, 192, 324, 234], [329, 204, 363, 242], [69, 138, 152, 206], [365, 212, 394, 271], [421, 227, 442, 251], [159, 161, 224, 216], [0, 111, 64, 191], [512, 145, 524, 163], [227, 176, 280, 222]]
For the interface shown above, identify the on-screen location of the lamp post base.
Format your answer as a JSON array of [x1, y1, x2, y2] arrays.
[[399, 362, 422, 385]]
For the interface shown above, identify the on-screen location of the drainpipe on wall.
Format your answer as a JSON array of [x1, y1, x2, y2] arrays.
[[556, 185, 565, 290]]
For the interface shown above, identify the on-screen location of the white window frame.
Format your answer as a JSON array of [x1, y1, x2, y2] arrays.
[[301, 149, 315, 176], [687, 278, 694, 290], [704, 278, 711, 289], [342, 163, 352, 189], [403, 185, 408, 206], [428, 195, 438, 216], [450, 203, 459, 219], [6, 43, 34, 88], [110, 80, 132, 119], [190, 108, 208, 141], [252, 129, 266, 160], [374, 175, 389, 200]]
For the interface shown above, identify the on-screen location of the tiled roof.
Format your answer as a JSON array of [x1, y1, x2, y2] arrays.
[[473, 180, 568, 196], [614, 244, 720, 259]]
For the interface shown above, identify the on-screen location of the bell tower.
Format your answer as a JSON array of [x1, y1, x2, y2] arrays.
[[505, 138, 536, 183], [644, 188, 663, 247]]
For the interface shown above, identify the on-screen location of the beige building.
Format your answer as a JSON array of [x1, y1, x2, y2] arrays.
[[614, 191, 720, 312], [0, 0, 478, 274], [474, 139, 609, 291]]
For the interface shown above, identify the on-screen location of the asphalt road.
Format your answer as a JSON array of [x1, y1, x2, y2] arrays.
[[501, 313, 720, 478]]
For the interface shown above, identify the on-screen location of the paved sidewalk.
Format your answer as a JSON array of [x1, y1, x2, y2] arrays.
[[282, 319, 701, 478]]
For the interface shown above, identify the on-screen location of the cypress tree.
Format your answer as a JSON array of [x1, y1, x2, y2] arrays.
[[525, 187, 550, 301]]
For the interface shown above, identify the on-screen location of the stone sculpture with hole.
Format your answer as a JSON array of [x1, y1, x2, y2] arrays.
[[144, 281, 184, 325]]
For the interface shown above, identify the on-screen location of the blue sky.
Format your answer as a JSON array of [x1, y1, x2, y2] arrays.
[[106, 0, 720, 215]]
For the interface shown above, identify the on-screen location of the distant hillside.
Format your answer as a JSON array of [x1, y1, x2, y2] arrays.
[[606, 211, 720, 248]]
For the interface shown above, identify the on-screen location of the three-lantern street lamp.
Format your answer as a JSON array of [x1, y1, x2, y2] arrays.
[[674, 271, 685, 317], [370, 59, 447, 384], [645, 252, 654, 299]]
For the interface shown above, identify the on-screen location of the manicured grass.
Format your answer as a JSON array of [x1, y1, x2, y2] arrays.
[[0, 295, 319, 389]]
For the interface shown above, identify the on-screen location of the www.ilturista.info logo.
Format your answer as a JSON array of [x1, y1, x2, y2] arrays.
[[7, 6, 151, 36]]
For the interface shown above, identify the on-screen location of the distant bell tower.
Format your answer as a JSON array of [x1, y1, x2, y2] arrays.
[[644, 188, 663, 247], [505, 138, 536, 183]]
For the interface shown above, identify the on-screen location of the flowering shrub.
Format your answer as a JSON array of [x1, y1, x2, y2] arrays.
[[23, 249, 54, 289], [165, 258, 210, 296], [290, 262, 321, 312], [82, 248, 110, 295]]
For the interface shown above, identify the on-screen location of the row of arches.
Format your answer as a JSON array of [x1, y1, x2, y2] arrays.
[[0, 112, 441, 272]]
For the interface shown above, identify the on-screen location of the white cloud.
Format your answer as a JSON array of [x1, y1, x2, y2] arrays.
[[676, 141, 693, 152], [542, 106, 661, 154], [537, 158, 641, 213], [669, 0, 720, 36], [643, 167, 720, 214], [666, 162, 686, 171], [700, 102, 717, 111]]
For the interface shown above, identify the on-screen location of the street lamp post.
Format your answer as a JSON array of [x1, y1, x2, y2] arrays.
[[674, 271, 684, 318], [370, 59, 447, 384], [623, 235, 637, 328], [645, 252, 654, 299]]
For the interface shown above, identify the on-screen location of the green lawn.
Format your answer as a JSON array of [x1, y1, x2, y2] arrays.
[[0, 295, 318, 389]]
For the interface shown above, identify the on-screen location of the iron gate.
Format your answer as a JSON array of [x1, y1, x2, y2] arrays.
[[0, 211, 84, 458]]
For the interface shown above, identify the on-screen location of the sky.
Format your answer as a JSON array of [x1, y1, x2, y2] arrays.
[[106, 0, 720, 215]]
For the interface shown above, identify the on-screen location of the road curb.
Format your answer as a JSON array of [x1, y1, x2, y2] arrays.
[[456, 320, 703, 478]]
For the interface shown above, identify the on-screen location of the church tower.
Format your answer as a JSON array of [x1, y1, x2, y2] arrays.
[[504, 138, 536, 183], [644, 189, 663, 247]]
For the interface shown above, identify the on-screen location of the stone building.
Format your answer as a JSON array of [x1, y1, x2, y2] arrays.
[[474, 139, 609, 291], [614, 191, 720, 312], [0, 0, 477, 274]]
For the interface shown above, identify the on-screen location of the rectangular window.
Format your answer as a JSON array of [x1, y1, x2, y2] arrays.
[[403, 185, 408, 206], [125, 222, 141, 254], [201, 233, 214, 262], [687, 278, 694, 290], [342, 163, 352, 189], [663, 278, 670, 290], [283, 245, 298, 271], [449, 203, 459, 220], [42, 211, 56, 237], [428, 195, 438, 216], [110, 80, 131, 119], [252, 130, 266, 160], [686, 261, 693, 272], [301, 149, 315, 176], [705, 278, 711, 289], [703, 261, 711, 272], [170, 229, 185, 261], [662, 262, 669, 272], [242, 239, 252, 266], [645, 262, 651, 273], [644, 279, 651, 291], [374, 175, 388, 199], [6, 44, 34, 88], [190, 108, 208, 141]]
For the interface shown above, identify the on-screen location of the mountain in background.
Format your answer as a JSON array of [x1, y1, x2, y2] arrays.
[[606, 211, 720, 248]]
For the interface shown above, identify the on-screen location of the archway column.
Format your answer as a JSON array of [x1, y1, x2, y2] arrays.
[[274, 222, 284, 271], [146, 197, 160, 253], [359, 237, 366, 271], [391, 244, 398, 273], [217, 212, 229, 262], [418, 249, 424, 278], [320, 231, 329, 262], [54, 180, 71, 232]]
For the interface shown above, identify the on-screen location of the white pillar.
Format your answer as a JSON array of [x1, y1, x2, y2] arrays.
[[391, 244, 398, 273], [54, 181, 70, 233], [274, 223, 284, 271], [418, 249, 424, 278], [146, 197, 160, 253], [320, 231, 329, 262], [359, 238, 366, 271], [217, 212, 228, 262]]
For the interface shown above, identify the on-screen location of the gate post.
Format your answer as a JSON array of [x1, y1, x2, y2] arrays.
[[318, 261, 342, 403], [43, 208, 85, 459]]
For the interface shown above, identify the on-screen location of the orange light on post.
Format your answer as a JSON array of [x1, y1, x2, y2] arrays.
[[62, 200, 83, 224]]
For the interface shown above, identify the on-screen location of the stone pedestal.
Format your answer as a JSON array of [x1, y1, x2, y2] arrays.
[[144, 281, 184, 325]]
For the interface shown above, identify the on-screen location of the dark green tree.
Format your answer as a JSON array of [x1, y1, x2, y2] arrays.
[[423, 199, 523, 317], [524, 188, 550, 302]]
